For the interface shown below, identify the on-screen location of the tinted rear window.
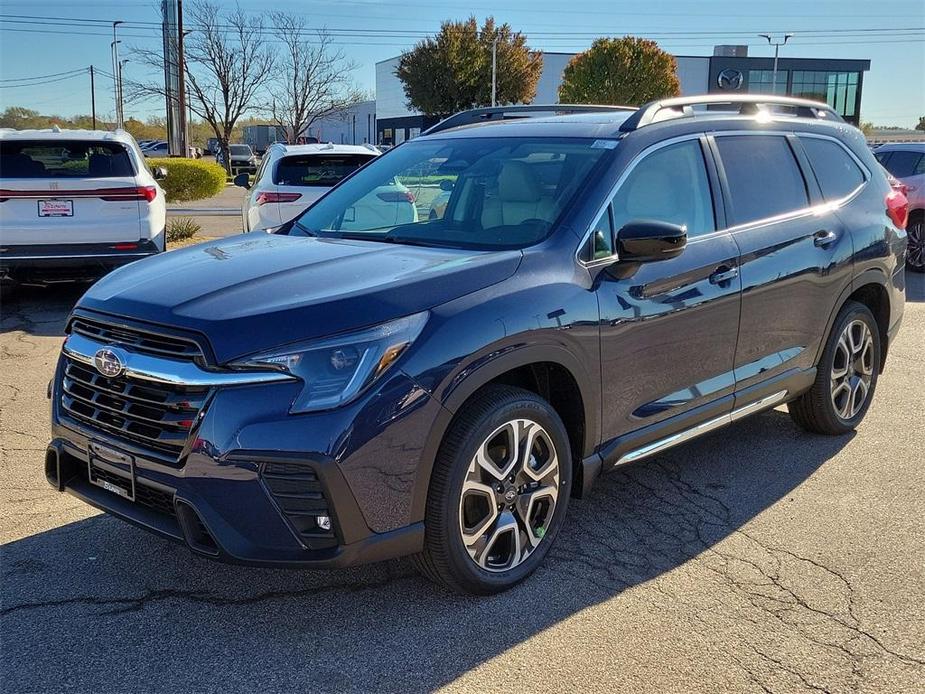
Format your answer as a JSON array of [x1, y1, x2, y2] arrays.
[[274, 154, 375, 186], [800, 137, 866, 201], [0, 141, 135, 179], [879, 150, 924, 178], [716, 135, 808, 226]]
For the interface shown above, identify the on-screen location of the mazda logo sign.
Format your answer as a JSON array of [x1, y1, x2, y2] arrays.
[[93, 347, 125, 378], [717, 68, 744, 90]]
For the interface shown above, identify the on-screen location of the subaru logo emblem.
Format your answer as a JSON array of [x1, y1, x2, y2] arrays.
[[717, 68, 744, 90], [93, 347, 125, 378]]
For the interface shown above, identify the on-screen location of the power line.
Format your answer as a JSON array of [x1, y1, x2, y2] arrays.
[[0, 72, 87, 88], [0, 68, 87, 82]]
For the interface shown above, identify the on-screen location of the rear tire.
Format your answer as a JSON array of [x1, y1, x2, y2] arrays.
[[788, 301, 880, 435], [413, 385, 572, 594]]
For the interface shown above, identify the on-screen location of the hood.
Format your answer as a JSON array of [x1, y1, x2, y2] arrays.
[[77, 234, 521, 363]]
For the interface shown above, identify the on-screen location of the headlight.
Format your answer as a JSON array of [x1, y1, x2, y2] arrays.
[[231, 312, 427, 413]]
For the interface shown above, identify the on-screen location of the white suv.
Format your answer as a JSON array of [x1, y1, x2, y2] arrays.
[[236, 142, 418, 232], [0, 127, 166, 284]]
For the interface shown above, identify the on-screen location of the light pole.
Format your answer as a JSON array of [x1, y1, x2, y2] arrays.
[[119, 59, 129, 124], [112, 21, 124, 127], [758, 33, 793, 94]]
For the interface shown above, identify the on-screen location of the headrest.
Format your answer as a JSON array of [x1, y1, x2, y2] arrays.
[[498, 160, 543, 202]]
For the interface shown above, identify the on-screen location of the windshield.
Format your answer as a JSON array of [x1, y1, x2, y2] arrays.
[[230, 145, 252, 156], [289, 136, 614, 250]]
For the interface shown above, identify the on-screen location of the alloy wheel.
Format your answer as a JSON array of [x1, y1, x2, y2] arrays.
[[830, 319, 874, 420], [907, 219, 925, 271], [458, 418, 560, 572]]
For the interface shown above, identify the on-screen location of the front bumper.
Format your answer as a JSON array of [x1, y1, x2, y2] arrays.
[[47, 334, 440, 567], [1, 240, 162, 283]]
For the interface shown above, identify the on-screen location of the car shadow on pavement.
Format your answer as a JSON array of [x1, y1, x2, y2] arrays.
[[0, 285, 88, 337], [1, 410, 853, 693]]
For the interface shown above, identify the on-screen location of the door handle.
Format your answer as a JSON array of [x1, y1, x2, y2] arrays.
[[813, 230, 838, 248], [709, 265, 739, 285]]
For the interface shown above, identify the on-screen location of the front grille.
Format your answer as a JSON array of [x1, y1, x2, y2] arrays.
[[71, 317, 203, 361], [61, 357, 208, 460], [261, 462, 337, 548]]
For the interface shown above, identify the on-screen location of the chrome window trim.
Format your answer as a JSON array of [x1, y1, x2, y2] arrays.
[[62, 332, 296, 387], [577, 128, 871, 268]]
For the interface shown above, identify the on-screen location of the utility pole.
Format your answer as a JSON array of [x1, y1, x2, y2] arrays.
[[758, 33, 793, 94], [491, 37, 498, 107], [119, 59, 129, 124], [89, 66, 97, 129], [177, 1, 188, 157], [112, 21, 124, 127]]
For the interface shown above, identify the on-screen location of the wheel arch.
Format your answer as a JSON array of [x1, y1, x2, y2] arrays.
[[410, 344, 601, 521], [817, 269, 891, 372]]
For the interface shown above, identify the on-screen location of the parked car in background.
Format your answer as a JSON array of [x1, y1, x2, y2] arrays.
[[44, 97, 906, 594], [875, 143, 924, 272], [0, 127, 166, 285], [217, 144, 258, 175], [235, 142, 417, 232], [141, 141, 169, 158]]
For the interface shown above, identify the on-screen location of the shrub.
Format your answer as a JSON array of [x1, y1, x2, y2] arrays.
[[147, 157, 226, 202], [166, 217, 201, 243]]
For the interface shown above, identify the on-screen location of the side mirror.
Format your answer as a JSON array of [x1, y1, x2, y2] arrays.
[[233, 173, 251, 189], [617, 220, 687, 263], [439, 179, 454, 192], [153, 167, 168, 180]]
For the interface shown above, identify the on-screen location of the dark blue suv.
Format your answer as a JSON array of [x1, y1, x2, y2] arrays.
[[46, 96, 908, 594]]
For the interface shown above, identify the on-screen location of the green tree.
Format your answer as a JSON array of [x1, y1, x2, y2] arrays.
[[916, 116, 925, 132], [558, 37, 680, 106], [396, 16, 543, 116]]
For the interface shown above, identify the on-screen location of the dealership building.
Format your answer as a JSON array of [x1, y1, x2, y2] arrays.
[[373, 45, 870, 145]]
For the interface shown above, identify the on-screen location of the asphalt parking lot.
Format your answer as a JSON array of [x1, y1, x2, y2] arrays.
[[1, 274, 923, 694]]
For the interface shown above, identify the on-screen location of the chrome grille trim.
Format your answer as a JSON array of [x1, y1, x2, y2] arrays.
[[63, 332, 295, 387]]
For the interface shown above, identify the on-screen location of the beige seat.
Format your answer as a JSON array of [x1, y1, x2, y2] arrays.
[[481, 161, 555, 229]]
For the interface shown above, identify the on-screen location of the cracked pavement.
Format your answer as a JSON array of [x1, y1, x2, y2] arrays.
[[1, 275, 923, 693]]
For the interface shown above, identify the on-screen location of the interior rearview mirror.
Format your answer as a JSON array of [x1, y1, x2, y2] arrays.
[[617, 220, 687, 263], [233, 173, 251, 189]]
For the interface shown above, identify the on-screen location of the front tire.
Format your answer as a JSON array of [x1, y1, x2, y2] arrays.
[[788, 301, 880, 435], [413, 385, 572, 594]]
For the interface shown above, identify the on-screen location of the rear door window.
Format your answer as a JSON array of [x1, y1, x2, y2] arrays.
[[274, 154, 375, 187], [715, 135, 809, 226], [800, 137, 866, 201], [879, 150, 924, 178], [0, 141, 135, 178]]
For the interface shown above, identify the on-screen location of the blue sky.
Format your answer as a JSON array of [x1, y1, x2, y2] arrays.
[[0, 0, 923, 127]]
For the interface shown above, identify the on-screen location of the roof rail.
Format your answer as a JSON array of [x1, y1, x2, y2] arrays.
[[619, 94, 843, 132], [424, 104, 636, 136]]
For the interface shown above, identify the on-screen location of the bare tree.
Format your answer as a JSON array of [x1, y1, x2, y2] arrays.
[[129, 1, 275, 172], [268, 14, 362, 144]]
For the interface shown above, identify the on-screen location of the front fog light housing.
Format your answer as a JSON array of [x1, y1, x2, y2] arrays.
[[232, 312, 427, 413], [316, 515, 332, 531]]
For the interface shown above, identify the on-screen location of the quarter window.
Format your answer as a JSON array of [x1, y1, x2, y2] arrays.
[[610, 139, 716, 238], [716, 135, 809, 226], [800, 137, 865, 201]]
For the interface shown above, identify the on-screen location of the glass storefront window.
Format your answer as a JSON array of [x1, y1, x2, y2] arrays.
[[791, 70, 861, 121], [748, 69, 789, 95]]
